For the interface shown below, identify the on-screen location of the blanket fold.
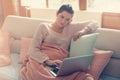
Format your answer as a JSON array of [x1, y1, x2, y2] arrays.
[[20, 42, 93, 80]]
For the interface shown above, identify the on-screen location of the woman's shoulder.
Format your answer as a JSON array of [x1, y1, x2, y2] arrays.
[[34, 23, 50, 36], [39, 22, 49, 27], [38, 23, 50, 30]]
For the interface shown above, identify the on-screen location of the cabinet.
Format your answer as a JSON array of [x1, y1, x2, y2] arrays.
[[102, 12, 120, 30]]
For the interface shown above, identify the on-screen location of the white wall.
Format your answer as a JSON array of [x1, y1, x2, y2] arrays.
[[30, 8, 102, 26]]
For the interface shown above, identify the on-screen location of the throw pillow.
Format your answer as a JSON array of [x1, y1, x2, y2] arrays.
[[88, 49, 113, 80], [0, 29, 11, 66], [69, 33, 99, 57], [19, 37, 32, 64]]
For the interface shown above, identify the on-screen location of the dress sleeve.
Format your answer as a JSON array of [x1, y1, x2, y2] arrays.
[[85, 20, 99, 33], [69, 20, 99, 36], [28, 23, 49, 63]]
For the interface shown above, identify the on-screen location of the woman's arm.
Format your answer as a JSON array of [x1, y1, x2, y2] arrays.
[[72, 20, 99, 41], [70, 20, 99, 35], [85, 20, 99, 33], [29, 24, 49, 63], [29, 23, 64, 66], [72, 26, 91, 41]]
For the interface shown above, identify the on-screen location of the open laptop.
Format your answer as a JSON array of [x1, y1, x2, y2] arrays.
[[69, 33, 99, 57], [49, 54, 93, 77]]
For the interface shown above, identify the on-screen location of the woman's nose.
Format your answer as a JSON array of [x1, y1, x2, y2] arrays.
[[61, 19, 67, 24]]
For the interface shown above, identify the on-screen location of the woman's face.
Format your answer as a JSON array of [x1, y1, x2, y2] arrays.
[[55, 11, 73, 28]]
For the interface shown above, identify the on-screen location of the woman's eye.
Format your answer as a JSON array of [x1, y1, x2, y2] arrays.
[[60, 16, 64, 19]]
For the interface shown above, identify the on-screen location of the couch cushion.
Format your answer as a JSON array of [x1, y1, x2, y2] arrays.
[[102, 58, 120, 77], [19, 37, 32, 64], [88, 49, 113, 80], [10, 39, 21, 54], [95, 28, 120, 58], [0, 53, 21, 80], [100, 74, 120, 80]]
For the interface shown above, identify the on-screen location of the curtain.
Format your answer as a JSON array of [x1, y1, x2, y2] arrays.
[[0, 0, 16, 27]]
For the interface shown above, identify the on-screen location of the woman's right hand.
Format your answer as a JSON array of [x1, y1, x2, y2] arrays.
[[44, 59, 62, 67]]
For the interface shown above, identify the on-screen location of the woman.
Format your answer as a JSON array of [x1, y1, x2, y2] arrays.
[[20, 4, 98, 80]]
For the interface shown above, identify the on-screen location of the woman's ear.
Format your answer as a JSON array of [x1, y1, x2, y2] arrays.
[[56, 11, 59, 16]]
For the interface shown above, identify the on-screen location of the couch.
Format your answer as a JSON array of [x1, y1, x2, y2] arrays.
[[0, 15, 120, 80]]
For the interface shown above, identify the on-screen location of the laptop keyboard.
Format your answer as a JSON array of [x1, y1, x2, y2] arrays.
[[51, 66, 59, 74]]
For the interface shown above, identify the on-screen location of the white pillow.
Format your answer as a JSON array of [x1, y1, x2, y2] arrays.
[[69, 33, 99, 57]]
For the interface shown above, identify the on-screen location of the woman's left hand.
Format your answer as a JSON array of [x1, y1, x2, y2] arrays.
[[72, 31, 84, 41], [72, 26, 92, 41], [44, 59, 62, 67]]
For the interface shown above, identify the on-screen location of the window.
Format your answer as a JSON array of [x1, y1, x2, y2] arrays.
[[48, 0, 79, 10], [21, 0, 46, 8], [21, 0, 120, 12], [21, 0, 79, 10], [87, 0, 120, 12]]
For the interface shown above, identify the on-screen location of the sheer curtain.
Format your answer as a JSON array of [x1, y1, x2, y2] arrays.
[[0, 0, 16, 27], [0, 0, 4, 27]]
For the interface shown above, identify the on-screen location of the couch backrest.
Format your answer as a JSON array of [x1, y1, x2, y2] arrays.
[[2, 15, 53, 53], [2, 15, 120, 59], [2, 15, 53, 39], [95, 28, 120, 58]]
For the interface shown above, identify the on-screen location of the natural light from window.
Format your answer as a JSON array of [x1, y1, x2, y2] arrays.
[[88, 0, 120, 12], [48, 0, 79, 10], [21, 0, 120, 12]]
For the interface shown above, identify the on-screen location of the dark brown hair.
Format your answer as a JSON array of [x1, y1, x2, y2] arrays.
[[57, 4, 74, 14]]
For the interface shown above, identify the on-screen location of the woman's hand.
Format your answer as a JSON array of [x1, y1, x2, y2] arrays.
[[72, 31, 84, 41], [73, 27, 91, 41], [44, 59, 62, 67]]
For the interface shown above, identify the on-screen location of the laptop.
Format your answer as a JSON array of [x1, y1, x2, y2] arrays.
[[49, 54, 93, 77], [69, 33, 99, 57]]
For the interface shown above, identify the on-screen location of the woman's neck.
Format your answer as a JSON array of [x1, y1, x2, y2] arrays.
[[51, 23, 64, 33]]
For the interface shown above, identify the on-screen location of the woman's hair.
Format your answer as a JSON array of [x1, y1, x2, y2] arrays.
[[57, 4, 74, 14]]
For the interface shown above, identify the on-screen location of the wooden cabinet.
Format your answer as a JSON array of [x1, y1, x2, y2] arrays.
[[102, 12, 120, 30]]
